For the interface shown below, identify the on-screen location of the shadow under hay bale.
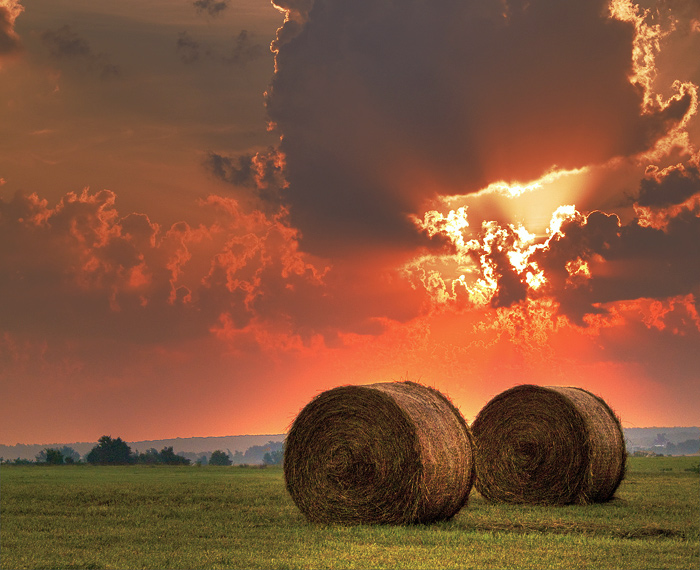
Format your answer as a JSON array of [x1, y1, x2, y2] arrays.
[[284, 381, 475, 525], [471, 385, 626, 505]]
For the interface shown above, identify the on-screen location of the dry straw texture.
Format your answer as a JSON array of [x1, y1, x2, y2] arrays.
[[471, 384, 626, 505], [284, 381, 475, 525]]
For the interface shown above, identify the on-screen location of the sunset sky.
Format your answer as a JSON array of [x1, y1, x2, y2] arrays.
[[1, 0, 699, 445]]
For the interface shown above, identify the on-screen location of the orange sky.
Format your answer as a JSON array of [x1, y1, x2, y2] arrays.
[[1, 0, 699, 445]]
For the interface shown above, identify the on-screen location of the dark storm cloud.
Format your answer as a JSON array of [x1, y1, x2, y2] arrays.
[[41, 25, 120, 79], [637, 162, 700, 207], [531, 164, 700, 322], [193, 0, 229, 18], [532, 211, 627, 323], [266, 0, 695, 258], [578, 213, 700, 317]]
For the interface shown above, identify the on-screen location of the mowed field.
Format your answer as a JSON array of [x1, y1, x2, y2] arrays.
[[1, 457, 698, 570]]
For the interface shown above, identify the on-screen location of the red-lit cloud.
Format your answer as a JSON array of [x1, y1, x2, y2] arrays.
[[0, 186, 431, 350]]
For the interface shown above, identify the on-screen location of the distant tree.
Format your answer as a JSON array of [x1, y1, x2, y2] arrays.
[[666, 439, 700, 455], [180, 451, 199, 464], [59, 446, 81, 464], [137, 448, 161, 465], [12, 458, 34, 465], [36, 448, 64, 465], [86, 436, 134, 465], [209, 450, 232, 466], [242, 441, 284, 464], [157, 446, 191, 465], [679, 439, 700, 454], [135, 446, 190, 465], [653, 433, 668, 446], [262, 449, 284, 466]]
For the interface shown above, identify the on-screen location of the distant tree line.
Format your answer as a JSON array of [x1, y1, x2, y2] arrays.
[[1, 436, 285, 466], [193, 441, 285, 466], [664, 439, 700, 455], [263, 449, 284, 466], [0, 436, 192, 466], [208, 450, 232, 466], [627, 438, 700, 457], [85, 436, 192, 465], [198, 445, 283, 466], [230, 441, 284, 465]]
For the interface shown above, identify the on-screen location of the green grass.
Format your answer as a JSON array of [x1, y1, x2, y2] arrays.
[[1, 457, 698, 569]]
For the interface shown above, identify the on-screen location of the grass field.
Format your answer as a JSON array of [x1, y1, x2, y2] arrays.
[[1, 456, 698, 569]]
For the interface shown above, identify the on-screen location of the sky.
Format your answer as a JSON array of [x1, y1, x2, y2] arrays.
[[1, 0, 699, 445]]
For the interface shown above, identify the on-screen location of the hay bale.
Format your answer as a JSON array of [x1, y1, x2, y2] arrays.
[[284, 381, 475, 524], [471, 385, 626, 505]]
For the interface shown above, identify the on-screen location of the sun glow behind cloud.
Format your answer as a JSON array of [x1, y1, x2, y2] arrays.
[[408, 193, 582, 311], [471, 167, 589, 199], [406, 159, 591, 311], [401, 0, 700, 323]]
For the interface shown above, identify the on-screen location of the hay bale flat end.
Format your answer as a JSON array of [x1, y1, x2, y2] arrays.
[[471, 384, 626, 505], [284, 381, 475, 524]]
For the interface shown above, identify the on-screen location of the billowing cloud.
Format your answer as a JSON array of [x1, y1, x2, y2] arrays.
[[266, 0, 696, 258], [637, 161, 700, 207], [0, 188, 428, 352], [0, 189, 195, 342], [0, 190, 279, 343]]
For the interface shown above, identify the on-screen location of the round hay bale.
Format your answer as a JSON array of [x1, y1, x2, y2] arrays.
[[284, 381, 475, 525], [471, 385, 626, 505]]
